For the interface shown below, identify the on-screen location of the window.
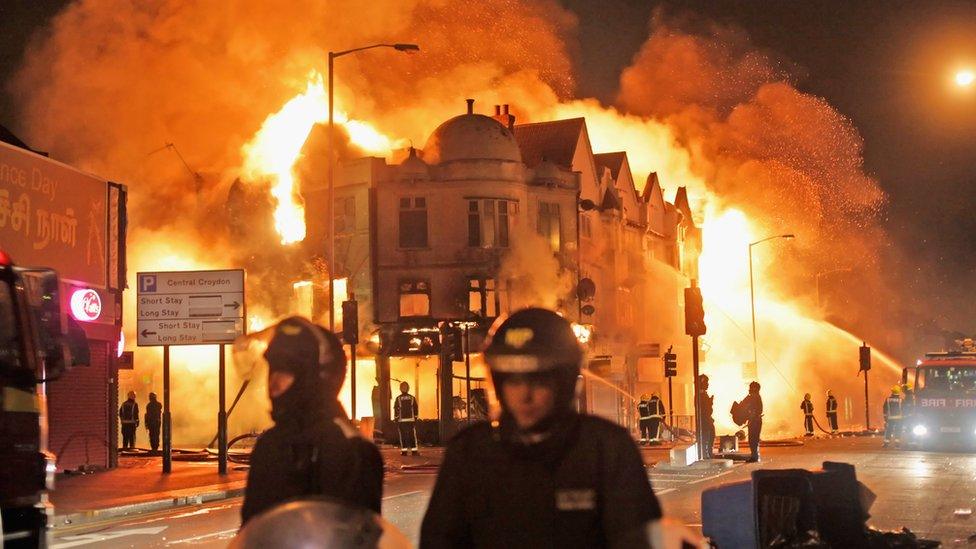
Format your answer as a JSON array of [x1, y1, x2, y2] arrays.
[[538, 201, 561, 252], [335, 196, 356, 235], [468, 199, 513, 248], [580, 214, 592, 239], [468, 277, 509, 318], [0, 280, 22, 374], [398, 280, 430, 318], [399, 197, 428, 248]]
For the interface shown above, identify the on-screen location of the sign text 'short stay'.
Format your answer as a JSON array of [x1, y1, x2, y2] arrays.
[[136, 269, 245, 346]]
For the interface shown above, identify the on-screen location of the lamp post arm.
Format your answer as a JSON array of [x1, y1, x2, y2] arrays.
[[331, 43, 404, 59]]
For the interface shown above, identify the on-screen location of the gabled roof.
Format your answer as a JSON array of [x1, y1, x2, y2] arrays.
[[513, 118, 585, 168], [641, 172, 661, 202], [674, 186, 692, 216], [600, 185, 621, 211], [594, 152, 626, 180]]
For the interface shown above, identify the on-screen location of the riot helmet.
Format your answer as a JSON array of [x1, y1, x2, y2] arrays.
[[483, 308, 583, 423], [263, 316, 346, 423]]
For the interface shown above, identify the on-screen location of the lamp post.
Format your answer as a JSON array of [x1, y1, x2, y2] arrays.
[[328, 43, 419, 330], [748, 234, 795, 367]]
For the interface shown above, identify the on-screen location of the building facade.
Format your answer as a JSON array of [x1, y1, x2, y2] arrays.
[[310, 101, 700, 439]]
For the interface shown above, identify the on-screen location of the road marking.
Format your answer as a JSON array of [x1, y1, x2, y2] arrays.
[[52, 526, 168, 549], [169, 528, 238, 545], [688, 470, 733, 484], [384, 490, 424, 500], [655, 488, 676, 495]]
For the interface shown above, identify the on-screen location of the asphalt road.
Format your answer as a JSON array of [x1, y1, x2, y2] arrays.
[[50, 436, 976, 547]]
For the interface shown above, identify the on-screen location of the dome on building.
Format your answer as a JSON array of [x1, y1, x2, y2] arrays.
[[397, 147, 429, 180], [423, 113, 522, 165]]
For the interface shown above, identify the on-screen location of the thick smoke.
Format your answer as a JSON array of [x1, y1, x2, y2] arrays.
[[10, 0, 579, 445]]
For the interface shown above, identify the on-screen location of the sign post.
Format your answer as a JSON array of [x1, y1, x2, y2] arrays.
[[137, 270, 245, 474]]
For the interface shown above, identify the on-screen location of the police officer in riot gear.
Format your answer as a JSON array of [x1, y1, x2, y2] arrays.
[[145, 392, 162, 453], [420, 308, 663, 548], [882, 385, 903, 448], [825, 390, 839, 434], [119, 391, 139, 449], [394, 381, 420, 456], [647, 393, 665, 444], [241, 317, 383, 525], [801, 393, 815, 436], [637, 394, 652, 445]]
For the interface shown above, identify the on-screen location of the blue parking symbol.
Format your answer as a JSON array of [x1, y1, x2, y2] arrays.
[[139, 274, 157, 293]]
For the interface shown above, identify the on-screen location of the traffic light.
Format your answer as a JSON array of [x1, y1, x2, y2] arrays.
[[664, 352, 677, 377], [441, 325, 463, 362], [341, 299, 359, 344], [859, 343, 871, 372], [684, 286, 706, 337]]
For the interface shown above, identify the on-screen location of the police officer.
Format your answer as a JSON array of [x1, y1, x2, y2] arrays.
[[801, 393, 814, 437], [741, 381, 763, 462], [394, 381, 420, 456], [825, 390, 839, 434], [882, 385, 903, 448], [420, 308, 663, 548], [241, 317, 383, 525], [637, 394, 652, 445], [699, 375, 715, 459], [647, 393, 665, 444], [145, 392, 162, 453], [119, 391, 139, 450]]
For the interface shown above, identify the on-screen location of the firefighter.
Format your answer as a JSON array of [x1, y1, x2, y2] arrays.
[[801, 393, 815, 437], [145, 392, 162, 453], [394, 381, 420, 456], [241, 317, 383, 525], [825, 390, 839, 434], [420, 308, 663, 548], [119, 391, 139, 450], [882, 385, 903, 448], [637, 394, 652, 445], [648, 392, 665, 443], [699, 374, 714, 459], [741, 381, 763, 462]]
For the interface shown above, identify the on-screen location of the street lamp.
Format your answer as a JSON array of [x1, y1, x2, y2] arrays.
[[955, 69, 974, 88], [748, 234, 795, 367], [327, 43, 419, 330]]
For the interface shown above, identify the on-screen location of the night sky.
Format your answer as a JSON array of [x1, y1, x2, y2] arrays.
[[2, 0, 974, 329]]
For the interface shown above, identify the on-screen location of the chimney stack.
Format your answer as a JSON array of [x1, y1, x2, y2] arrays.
[[492, 103, 517, 130], [466, 98, 474, 114], [503, 104, 509, 115]]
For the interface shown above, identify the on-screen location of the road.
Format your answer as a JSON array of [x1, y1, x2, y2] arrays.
[[50, 436, 976, 547]]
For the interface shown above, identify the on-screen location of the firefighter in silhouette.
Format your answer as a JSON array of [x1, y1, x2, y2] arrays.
[[699, 375, 715, 459], [801, 393, 815, 436], [741, 382, 763, 462], [119, 391, 139, 450], [637, 394, 652, 444], [394, 381, 420, 456], [647, 393, 665, 444], [882, 385, 903, 447], [825, 390, 839, 434], [420, 308, 663, 548], [145, 392, 162, 453], [241, 317, 383, 525]]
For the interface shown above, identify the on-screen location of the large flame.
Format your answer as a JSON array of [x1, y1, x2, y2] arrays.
[[241, 73, 398, 244]]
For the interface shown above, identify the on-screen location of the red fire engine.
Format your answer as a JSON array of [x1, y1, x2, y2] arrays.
[[903, 350, 976, 450]]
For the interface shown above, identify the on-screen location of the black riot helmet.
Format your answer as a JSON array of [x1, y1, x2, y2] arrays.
[[483, 308, 584, 416], [264, 316, 346, 423]]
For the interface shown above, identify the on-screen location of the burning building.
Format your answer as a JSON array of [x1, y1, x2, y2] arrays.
[[300, 100, 700, 441]]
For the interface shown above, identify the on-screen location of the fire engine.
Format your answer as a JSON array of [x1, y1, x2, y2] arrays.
[[0, 250, 75, 547], [903, 349, 976, 450]]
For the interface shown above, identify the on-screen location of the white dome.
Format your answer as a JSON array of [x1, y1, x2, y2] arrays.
[[397, 148, 429, 180], [423, 114, 522, 165]]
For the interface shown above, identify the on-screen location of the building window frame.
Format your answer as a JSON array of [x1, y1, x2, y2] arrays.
[[398, 279, 431, 319], [537, 201, 561, 252], [467, 276, 508, 319], [467, 198, 515, 248], [398, 196, 428, 249]]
